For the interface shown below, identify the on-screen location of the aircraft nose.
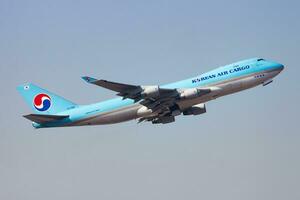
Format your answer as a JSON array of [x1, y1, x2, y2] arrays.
[[277, 63, 284, 71], [272, 61, 284, 72]]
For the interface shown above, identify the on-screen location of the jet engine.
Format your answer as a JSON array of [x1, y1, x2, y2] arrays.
[[180, 88, 200, 99], [141, 86, 160, 98], [183, 103, 206, 115], [180, 88, 211, 100]]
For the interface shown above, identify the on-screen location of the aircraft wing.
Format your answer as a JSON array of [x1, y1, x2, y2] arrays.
[[82, 76, 140, 94], [23, 114, 69, 124], [82, 76, 178, 102], [82, 76, 219, 120]]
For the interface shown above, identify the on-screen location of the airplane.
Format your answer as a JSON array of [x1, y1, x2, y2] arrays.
[[17, 58, 284, 128]]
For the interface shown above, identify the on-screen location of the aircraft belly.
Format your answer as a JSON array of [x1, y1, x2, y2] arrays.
[[177, 97, 210, 110], [219, 76, 257, 95], [77, 105, 141, 125]]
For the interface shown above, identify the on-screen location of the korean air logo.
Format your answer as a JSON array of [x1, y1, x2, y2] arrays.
[[33, 94, 51, 111]]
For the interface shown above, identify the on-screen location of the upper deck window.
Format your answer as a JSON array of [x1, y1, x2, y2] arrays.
[[257, 58, 264, 61]]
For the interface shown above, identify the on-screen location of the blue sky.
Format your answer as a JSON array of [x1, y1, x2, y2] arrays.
[[1, 0, 300, 199]]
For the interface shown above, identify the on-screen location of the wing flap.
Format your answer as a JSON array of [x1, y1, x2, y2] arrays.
[[23, 114, 69, 124]]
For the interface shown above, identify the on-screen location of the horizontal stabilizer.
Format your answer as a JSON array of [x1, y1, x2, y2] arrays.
[[23, 114, 69, 124]]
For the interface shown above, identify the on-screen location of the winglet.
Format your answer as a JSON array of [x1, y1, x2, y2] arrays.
[[81, 76, 98, 83]]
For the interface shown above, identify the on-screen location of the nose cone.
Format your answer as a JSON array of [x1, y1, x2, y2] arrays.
[[270, 61, 284, 72], [277, 63, 284, 71]]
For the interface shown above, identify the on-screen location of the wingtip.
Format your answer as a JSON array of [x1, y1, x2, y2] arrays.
[[81, 76, 97, 83]]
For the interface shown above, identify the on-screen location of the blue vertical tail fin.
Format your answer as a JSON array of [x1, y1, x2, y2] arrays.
[[17, 83, 77, 114]]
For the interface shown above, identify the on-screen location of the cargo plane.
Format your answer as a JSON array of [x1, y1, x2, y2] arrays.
[[17, 58, 284, 128]]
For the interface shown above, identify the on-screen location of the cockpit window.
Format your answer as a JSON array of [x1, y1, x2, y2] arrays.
[[257, 58, 264, 61]]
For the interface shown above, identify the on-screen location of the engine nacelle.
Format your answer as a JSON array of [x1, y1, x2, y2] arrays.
[[137, 106, 153, 117], [180, 88, 201, 99], [141, 86, 160, 98], [183, 103, 206, 115]]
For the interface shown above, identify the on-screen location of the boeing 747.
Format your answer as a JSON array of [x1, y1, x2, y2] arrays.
[[17, 58, 284, 128]]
